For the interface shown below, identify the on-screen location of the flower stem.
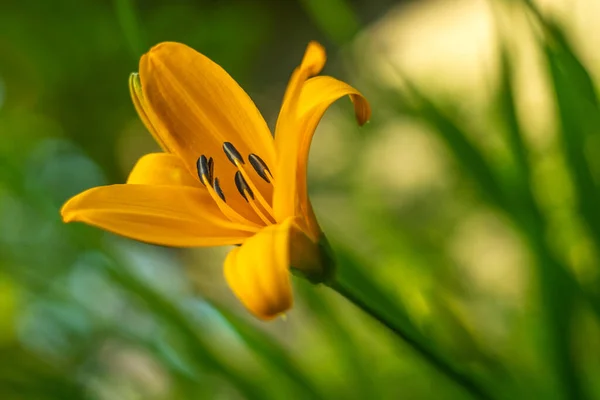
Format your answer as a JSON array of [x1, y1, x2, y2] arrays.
[[327, 279, 493, 400]]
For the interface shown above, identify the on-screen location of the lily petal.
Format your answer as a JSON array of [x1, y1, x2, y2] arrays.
[[61, 184, 256, 247], [273, 63, 371, 232], [127, 153, 202, 187], [224, 218, 297, 320], [138, 42, 275, 221], [129, 73, 172, 152], [293, 76, 371, 236], [272, 42, 327, 223], [275, 41, 326, 139]]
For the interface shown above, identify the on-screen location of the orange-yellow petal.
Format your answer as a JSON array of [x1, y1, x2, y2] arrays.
[[138, 42, 274, 199], [292, 76, 371, 236], [129, 73, 171, 152], [272, 42, 327, 222], [127, 153, 201, 187], [273, 71, 370, 232], [61, 184, 256, 247], [137, 42, 276, 225], [275, 42, 326, 140], [223, 218, 298, 320]]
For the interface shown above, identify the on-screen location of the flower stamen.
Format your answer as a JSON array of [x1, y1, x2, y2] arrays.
[[223, 142, 245, 165], [233, 161, 275, 217], [197, 155, 261, 228], [221, 143, 275, 218], [248, 154, 273, 183], [234, 171, 254, 202], [235, 172, 275, 225], [196, 155, 214, 185], [213, 177, 225, 202]]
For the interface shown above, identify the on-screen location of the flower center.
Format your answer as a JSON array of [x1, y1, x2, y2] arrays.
[[196, 142, 275, 227]]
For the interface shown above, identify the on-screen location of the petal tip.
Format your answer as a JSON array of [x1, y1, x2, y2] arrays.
[[302, 41, 327, 76], [60, 200, 78, 223], [351, 94, 372, 126], [141, 42, 188, 70], [147, 41, 180, 54], [252, 298, 293, 321]]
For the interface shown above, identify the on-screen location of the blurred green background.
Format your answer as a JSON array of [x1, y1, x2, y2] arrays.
[[2, 0, 600, 398]]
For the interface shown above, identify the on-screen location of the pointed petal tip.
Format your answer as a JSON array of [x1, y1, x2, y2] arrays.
[[302, 41, 327, 76], [129, 72, 141, 99], [224, 220, 296, 320], [147, 41, 180, 54], [60, 209, 74, 223], [252, 300, 293, 321], [144, 41, 191, 61], [140, 42, 186, 71], [353, 94, 372, 126], [60, 195, 79, 223]]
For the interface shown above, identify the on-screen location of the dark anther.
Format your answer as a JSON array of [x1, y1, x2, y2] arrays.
[[248, 154, 271, 183], [234, 171, 254, 202], [223, 142, 244, 165], [196, 155, 210, 185], [213, 177, 226, 202], [207, 157, 214, 184]]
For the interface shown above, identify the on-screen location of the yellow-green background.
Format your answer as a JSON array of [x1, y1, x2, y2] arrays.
[[2, 0, 600, 399]]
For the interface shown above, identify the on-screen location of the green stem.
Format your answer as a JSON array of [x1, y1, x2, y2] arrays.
[[327, 279, 492, 400]]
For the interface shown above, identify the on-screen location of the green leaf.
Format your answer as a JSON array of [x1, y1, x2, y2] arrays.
[[113, 0, 146, 59], [211, 304, 325, 399], [297, 280, 381, 399], [328, 243, 494, 400], [397, 81, 509, 213], [103, 258, 268, 400], [299, 0, 360, 44]]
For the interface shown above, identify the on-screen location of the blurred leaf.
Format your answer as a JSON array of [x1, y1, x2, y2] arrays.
[[493, 16, 588, 399], [329, 244, 494, 400], [297, 281, 380, 399], [299, 0, 360, 44], [212, 304, 325, 399], [543, 39, 600, 251], [396, 81, 509, 214], [0, 345, 86, 400], [103, 257, 268, 400], [521, 0, 597, 106], [113, 0, 146, 59]]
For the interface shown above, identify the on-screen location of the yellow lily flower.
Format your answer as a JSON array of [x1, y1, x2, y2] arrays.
[[61, 41, 370, 320]]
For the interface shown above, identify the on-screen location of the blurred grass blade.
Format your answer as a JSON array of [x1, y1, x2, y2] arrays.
[[520, 0, 600, 319], [493, 17, 548, 232], [299, 0, 360, 44], [496, 37, 532, 187], [537, 16, 598, 400], [522, 0, 600, 244], [297, 281, 380, 399], [328, 244, 494, 400], [544, 42, 600, 249], [211, 304, 325, 400], [103, 257, 267, 400], [114, 0, 146, 58], [396, 80, 509, 213], [521, 0, 597, 106], [520, 1, 600, 247], [492, 17, 589, 399]]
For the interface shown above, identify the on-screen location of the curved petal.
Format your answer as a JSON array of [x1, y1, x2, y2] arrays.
[[274, 41, 326, 144], [127, 153, 201, 187], [138, 42, 274, 193], [61, 184, 257, 247], [273, 74, 371, 231], [137, 42, 276, 225], [295, 76, 370, 237], [272, 42, 327, 223], [224, 218, 297, 320], [129, 73, 171, 152]]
